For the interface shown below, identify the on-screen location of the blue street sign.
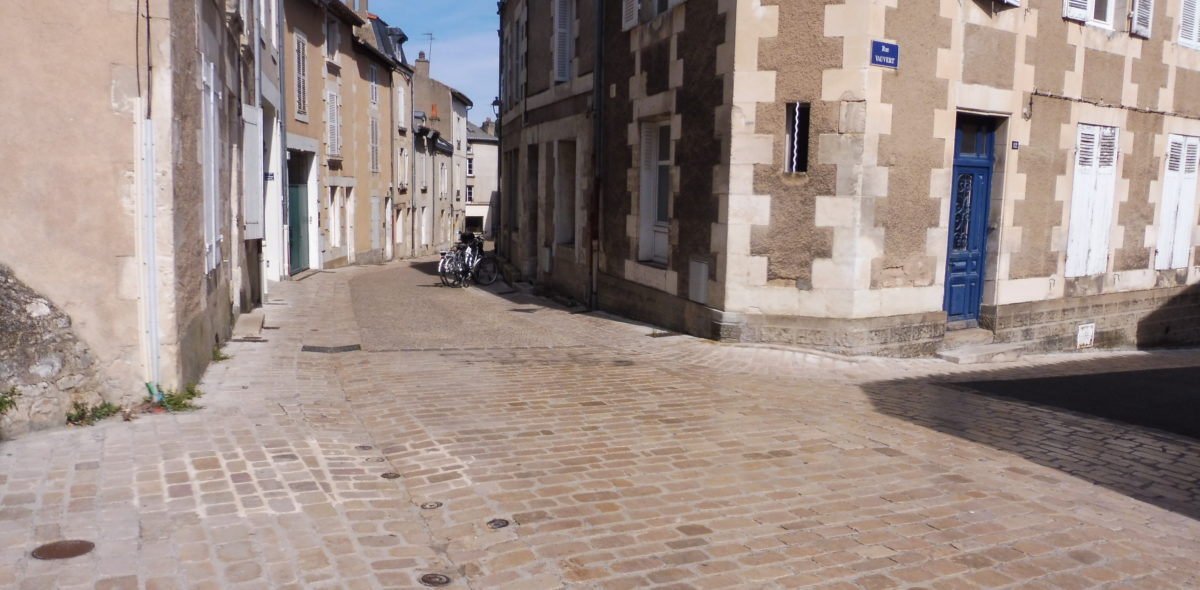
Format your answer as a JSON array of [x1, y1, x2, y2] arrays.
[[871, 41, 900, 69]]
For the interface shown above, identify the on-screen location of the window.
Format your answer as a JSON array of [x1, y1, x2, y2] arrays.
[[1066, 124, 1119, 277], [202, 59, 222, 272], [369, 64, 379, 105], [294, 33, 308, 118], [369, 115, 380, 172], [785, 102, 810, 174], [467, 185, 475, 201], [1062, 0, 1114, 28], [467, 157, 475, 176], [398, 147, 408, 185], [1155, 134, 1199, 269], [554, 0, 573, 82], [325, 18, 339, 60], [623, 0, 684, 29], [1181, 0, 1199, 47], [440, 163, 448, 196], [326, 91, 342, 158], [329, 188, 342, 247], [638, 122, 671, 264]]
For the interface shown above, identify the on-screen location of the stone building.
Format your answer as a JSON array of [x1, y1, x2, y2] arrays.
[[0, 0, 268, 433], [412, 53, 474, 256], [498, 0, 1200, 356], [466, 120, 501, 236]]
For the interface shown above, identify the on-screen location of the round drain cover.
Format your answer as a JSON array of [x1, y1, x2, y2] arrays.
[[419, 573, 451, 586], [420, 501, 443, 510], [32, 540, 94, 560], [355, 445, 374, 451], [486, 518, 510, 529], [381, 472, 401, 479]]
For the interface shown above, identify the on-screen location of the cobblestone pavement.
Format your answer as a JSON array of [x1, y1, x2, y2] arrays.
[[2, 260, 1199, 590]]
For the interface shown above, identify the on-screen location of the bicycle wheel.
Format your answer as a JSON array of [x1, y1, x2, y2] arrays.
[[437, 255, 454, 286], [439, 256, 463, 287], [474, 257, 500, 286]]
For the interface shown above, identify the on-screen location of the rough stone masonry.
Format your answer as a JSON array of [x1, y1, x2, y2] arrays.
[[0, 265, 104, 439]]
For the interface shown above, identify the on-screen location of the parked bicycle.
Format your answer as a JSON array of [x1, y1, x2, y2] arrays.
[[437, 232, 500, 288]]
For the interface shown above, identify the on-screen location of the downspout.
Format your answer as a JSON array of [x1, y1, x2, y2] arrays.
[[588, 0, 605, 310], [140, 0, 162, 402], [278, 0, 291, 275]]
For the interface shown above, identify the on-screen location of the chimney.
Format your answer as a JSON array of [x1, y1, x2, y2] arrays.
[[481, 118, 495, 136], [415, 51, 430, 79]]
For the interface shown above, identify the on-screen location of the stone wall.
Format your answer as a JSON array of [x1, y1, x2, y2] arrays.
[[0, 266, 107, 439]]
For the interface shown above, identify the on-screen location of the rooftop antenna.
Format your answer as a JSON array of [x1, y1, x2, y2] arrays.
[[422, 33, 435, 60]]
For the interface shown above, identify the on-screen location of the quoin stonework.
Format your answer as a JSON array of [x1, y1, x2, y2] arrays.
[[497, 0, 1200, 356]]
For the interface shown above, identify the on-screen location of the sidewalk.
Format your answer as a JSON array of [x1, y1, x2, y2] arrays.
[[0, 259, 1197, 589]]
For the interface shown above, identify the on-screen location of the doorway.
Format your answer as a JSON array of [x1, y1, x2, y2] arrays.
[[286, 152, 311, 275], [943, 115, 999, 324]]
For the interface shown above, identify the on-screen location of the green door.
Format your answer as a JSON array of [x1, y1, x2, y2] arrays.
[[288, 185, 309, 274]]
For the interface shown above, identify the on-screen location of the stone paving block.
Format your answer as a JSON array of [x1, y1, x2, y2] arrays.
[[0, 260, 1198, 589]]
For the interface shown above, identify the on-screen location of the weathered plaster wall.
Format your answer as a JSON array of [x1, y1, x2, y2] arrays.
[[0, 1, 144, 398], [0, 267, 106, 439]]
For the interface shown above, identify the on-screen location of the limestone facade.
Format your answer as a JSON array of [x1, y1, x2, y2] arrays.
[[500, 0, 1200, 354]]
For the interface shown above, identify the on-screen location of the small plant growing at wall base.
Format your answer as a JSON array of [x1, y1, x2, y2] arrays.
[[66, 401, 122, 426], [0, 387, 20, 417], [148, 384, 204, 413], [212, 346, 232, 362]]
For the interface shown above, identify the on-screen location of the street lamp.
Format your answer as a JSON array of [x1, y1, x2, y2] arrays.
[[491, 97, 501, 117]]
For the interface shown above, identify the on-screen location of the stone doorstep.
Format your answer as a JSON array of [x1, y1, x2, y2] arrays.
[[940, 327, 995, 350], [232, 311, 265, 339], [937, 342, 1026, 365]]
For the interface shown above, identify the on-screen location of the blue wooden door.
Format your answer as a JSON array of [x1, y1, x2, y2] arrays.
[[944, 117, 996, 323]]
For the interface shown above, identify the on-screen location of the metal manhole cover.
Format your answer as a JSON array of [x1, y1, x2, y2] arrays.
[[381, 472, 401, 479], [419, 573, 451, 586], [486, 518, 510, 529], [355, 445, 374, 451], [31, 540, 94, 560], [420, 501, 443, 510]]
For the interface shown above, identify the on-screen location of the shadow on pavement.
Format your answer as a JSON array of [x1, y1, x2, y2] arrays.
[[863, 355, 1200, 521]]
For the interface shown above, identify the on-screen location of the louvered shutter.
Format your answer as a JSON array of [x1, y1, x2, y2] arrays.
[[326, 91, 337, 155], [1062, 0, 1089, 21], [1183, 0, 1200, 47], [1131, 0, 1154, 38], [1067, 125, 1099, 277], [295, 34, 307, 115], [622, 0, 640, 31], [554, 0, 572, 82], [1086, 126, 1119, 276], [336, 94, 343, 157], [1172, 137, 1200, 268], [1155, 136, 1185, 269]]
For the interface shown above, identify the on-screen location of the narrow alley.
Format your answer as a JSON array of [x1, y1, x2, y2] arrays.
[[1, 259, 1198, 589]]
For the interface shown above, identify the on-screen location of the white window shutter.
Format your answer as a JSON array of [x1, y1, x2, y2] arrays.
[[295, 34, 307, 114], [622, 0, 640, 31], [1131, 0, 1154, 38], [1172, 137, 1200, 268], [1063, 0, 1089, 21], [1156, 136, 1185, 269], [242, 106, 264, 240], [554, 0, 572, 82], [326, 91, 335, 154], [1086, 126, 1119, 276], [336, 94, 343, 156], [1183, 0, 1200, 46], [1067, 124, 1099, 277]]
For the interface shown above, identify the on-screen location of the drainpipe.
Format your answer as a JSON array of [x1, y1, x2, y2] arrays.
[[588, 0, 605, 310], [278, 0, 291, 276]]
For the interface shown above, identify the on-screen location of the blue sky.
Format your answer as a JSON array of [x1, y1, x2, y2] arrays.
[[370, 0, 500, 125]]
